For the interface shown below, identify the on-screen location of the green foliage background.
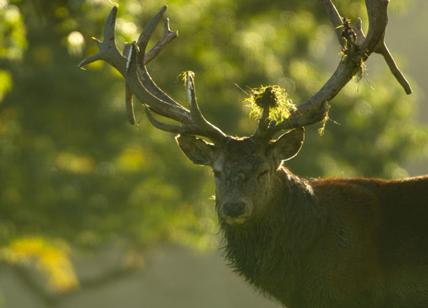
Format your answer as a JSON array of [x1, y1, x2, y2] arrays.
[[0, 0, 427, 296]]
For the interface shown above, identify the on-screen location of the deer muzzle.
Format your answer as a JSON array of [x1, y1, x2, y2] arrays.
[[221, 200, 253, 225]]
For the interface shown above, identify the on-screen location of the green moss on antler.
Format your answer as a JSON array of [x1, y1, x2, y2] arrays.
[[243, 85, 296, 122]]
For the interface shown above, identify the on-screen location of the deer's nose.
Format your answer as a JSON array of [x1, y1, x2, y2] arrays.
[[222, 201, 247, 218]]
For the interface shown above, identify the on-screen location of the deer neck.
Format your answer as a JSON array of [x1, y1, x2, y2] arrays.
[[275, 166, 324, 241]]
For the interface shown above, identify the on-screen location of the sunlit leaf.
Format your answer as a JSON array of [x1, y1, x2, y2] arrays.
[[1, 237, 79, 293]]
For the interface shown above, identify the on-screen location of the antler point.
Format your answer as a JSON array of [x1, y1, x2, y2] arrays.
[[158, 5, 168, 17]]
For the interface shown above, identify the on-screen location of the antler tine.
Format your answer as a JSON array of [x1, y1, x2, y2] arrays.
[[252, 86, 279, 138], [361, 0, 388, 54], [144, 17, 178, 65], [141, 73, 226, 140], [185, 72, 227, 139], [135, 6, 185, 109], [80, 6, 192, 125], [123, 43, 137, 125], [144, 106, 188, 134], [79, 6, 122, 70], [363, 0, 412, 94], [378, 42, 412, 95], [265, 0, 411, 136], [320, 0, 345, 47], [257, 105, 270, 134], [144, 105, 218, 137]]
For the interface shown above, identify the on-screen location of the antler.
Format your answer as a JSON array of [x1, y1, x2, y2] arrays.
[[79, 6, 226, 141], [81, 2, 411, 143], [258, 0, 412, 138]]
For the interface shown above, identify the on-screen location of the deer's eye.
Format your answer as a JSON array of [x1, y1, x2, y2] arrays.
[[257, 170, 269, 181]]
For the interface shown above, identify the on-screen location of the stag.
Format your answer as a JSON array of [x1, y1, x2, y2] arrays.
[[80, 1, 428, 307]]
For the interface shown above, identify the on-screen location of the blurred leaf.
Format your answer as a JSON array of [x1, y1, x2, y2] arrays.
[[1, 237, 78, 293], [0, 70, 12, 101], [0, 3, 26, 60]]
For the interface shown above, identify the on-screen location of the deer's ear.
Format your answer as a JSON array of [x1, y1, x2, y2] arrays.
[[176, 135, 215, 166], [268, 128, 305, 164]]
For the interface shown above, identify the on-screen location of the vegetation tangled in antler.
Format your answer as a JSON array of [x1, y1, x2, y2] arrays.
[[244, 85, 296, 124]]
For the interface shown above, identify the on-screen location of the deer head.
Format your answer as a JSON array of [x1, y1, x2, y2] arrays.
[[176, 127, 305, 224], [80, 0, 411, 225]]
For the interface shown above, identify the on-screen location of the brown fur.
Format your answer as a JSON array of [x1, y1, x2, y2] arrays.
[[292, 175, 428, 307]]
